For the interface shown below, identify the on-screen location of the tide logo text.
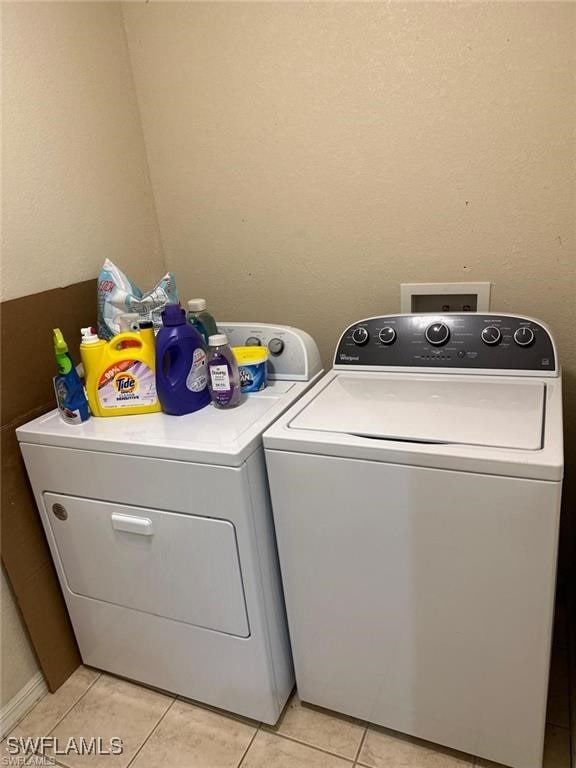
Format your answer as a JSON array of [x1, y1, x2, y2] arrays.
[[114, 374, 137, 393]]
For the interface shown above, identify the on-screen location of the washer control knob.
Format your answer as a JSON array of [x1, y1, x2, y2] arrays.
[[268, 338, 284, 356], [514, 327, 535, 347], [245, 336, 261, 346], [425, 322, 450, 346], [378, 327, 396, 345], [481, 326, 502, 346], [351, 327, 370, 346]]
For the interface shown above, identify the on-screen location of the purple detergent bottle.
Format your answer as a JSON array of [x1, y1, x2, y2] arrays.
[[155, 304, 211, 415], [207, 334, 241, 409]]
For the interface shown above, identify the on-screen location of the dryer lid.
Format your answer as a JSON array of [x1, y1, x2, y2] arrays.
[[288, 375, 545, 450]]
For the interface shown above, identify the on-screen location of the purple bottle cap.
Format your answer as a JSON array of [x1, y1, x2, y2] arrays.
[[162, 303, 186, 326]]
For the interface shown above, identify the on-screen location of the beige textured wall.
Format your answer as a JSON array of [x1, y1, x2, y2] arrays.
[[122, 1, 575, 369], [0, 569, 39, 707], [1, 2, 164, 302], [1, 2, 163, 707], [1, 1, 574, 709], [123, 1, 575, 562]]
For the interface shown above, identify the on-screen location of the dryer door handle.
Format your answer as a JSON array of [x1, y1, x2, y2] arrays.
[[111, 513, 154, 536]]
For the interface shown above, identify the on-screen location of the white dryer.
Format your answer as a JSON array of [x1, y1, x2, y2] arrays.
[[17, 323, 322, 724], [264, 313, 563, 768]]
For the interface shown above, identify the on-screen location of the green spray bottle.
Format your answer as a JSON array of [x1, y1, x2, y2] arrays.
[[53, 329, 90, 424]]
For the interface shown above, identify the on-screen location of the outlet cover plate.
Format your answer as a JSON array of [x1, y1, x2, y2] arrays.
[[400, 282, 491, 313]]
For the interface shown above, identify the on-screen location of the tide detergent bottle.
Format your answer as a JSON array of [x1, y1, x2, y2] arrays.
[[80, 324, 160, 416], [155, 304, 211, 415]]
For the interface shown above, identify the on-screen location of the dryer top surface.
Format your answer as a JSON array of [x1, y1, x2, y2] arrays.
[[17, 379, 319, 466]]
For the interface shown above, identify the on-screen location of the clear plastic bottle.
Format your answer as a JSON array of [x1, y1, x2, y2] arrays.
[[186, 299, 218, 344], [207, 334, 241, 409]]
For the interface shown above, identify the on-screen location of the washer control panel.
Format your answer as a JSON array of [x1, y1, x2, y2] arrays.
[[334, 314, 556, 373]]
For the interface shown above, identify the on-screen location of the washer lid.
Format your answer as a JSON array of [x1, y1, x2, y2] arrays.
[[289, 375, 545, 450]]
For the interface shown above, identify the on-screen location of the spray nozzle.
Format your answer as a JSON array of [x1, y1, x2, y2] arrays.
[[80, 327, 100, 344], [53, 328, 68, 355], [53, 328, 72, 375]]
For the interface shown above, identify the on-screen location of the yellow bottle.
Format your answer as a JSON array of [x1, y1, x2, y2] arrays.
[[80, 323, 160, 417]]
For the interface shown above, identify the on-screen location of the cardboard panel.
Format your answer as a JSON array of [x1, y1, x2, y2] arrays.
[[1, 280, 96, 427], [1, 280, 95, 691]]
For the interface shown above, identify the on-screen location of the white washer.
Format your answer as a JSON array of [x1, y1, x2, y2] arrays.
[[17, 323, 322, 724], [264, 313, 563, 768]]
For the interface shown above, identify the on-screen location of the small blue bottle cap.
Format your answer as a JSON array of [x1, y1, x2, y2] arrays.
[[162, 303, 186, 326]]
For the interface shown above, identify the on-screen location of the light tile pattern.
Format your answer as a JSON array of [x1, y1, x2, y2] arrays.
[[358, 726, 472, 767], [2, 666, 100, 763], [130, 699, 255, 768], [9, 667, 100, 742], [47, 674, 172, 768], [3, 665, 571, 768], [265, 693, 365, 759], [242, 730, 351, 768]]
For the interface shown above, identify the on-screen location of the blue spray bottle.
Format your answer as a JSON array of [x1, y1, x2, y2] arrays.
[[53, 329, 90, 424]]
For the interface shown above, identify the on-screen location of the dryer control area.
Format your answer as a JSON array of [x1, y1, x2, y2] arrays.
[[335, 314, 556, 373], [218, 322, 322, 381]]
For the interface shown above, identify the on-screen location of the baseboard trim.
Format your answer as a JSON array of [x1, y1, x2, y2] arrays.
[[0, 671, 47, 738]]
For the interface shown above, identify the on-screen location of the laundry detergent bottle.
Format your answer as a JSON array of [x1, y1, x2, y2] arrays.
[[80, 325, 160, 416], [186, 299, 218, 344], [155, 304, 211, 415]]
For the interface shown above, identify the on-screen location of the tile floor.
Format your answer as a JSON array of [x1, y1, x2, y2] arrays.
[[2, 593, 571, 768]]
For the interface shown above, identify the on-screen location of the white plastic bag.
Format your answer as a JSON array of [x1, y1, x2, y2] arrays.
[[97, 259, 178, 339]]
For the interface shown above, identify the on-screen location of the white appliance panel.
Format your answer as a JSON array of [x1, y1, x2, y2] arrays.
[[264, 371, 563, 481], [289, 375, 545, 449], [266, 450, 561, 768], [17, 383, 294, 466], [66, 596, 278, 723], [44, 493, 249, 637], [21, 444, 294, 723], [17, 322, 323, 725]]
